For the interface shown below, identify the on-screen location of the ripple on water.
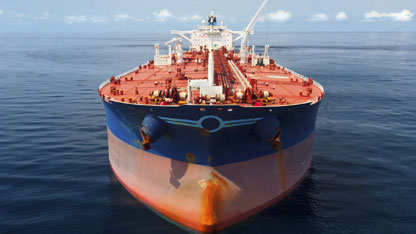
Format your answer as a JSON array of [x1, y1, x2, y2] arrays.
[[1, 32, 416, 234]]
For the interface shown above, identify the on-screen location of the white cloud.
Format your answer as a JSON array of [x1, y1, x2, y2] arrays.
[[336, 12, 347, 21], [35, 12, 49, 20], [64, 15, 87, 24], [258, 10, 291, 22], [114, 13, 131, 22], [116, 13, 129, 19], [64, 15, 107, 24], [309, 13, 329, 22], [153, 9, 173, 22], [268, 10, 291, 22], [151, 9, 214, 23], [364, 9, 414, 22], [1, 11, 50, 20], [12, 12, 26, 18], [91, 17, 106, 23], [178, 14, 203, 22], [114, 13, 143, 22]]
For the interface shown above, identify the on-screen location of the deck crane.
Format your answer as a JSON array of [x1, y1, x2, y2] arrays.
[[233, 0, 268, 63], [165, 38, 184, 63]]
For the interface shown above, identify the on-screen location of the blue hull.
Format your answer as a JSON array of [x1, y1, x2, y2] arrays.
[[103, 102, 320, 166]]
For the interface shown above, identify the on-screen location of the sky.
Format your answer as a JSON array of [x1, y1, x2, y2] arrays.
[[0, 0, 415, 32]]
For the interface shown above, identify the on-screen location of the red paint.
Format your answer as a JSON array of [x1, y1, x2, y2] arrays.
[[98, 50, 324, 106], [107, 129, 315, 233]]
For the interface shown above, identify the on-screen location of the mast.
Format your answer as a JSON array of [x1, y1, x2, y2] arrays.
[[208, 48, 214, 86]]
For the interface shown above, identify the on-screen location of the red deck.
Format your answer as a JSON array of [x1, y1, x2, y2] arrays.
[[98, 48, 324, 107]]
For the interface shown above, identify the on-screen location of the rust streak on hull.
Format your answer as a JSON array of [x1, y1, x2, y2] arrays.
[[107, 128, 315, 233]]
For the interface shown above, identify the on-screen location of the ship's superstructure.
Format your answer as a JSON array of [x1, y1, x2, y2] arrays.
[[98, 0, 324, 233]]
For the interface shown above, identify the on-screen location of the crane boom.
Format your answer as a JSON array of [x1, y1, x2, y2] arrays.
[[239, 0, 268, 63], [241, 0, 268, 47]]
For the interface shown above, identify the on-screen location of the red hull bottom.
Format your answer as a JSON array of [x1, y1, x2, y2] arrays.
[[108, 129, 314, 233]]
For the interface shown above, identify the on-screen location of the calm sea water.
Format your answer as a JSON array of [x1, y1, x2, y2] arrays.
[[0, 32, 415, 234]]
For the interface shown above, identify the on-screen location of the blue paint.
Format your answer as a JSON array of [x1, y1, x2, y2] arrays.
[[103, 101, 320, 166], [159, 115, 263, 133], [198, 115, 222, 132], [140, 114, 168, 143], [3, 32, 416, 234], [253, 115, 281, 143]]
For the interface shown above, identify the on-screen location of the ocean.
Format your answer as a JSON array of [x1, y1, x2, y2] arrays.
[[0, 32, 415, 234]]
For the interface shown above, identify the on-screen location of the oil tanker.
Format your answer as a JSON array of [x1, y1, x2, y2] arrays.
[[98, 0, 324, 232]]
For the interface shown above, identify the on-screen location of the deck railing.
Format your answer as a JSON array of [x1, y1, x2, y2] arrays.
[[275, 63, 325, 94], [98, 62, 149, 90]]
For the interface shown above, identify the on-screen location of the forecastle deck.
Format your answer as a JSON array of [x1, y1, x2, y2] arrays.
[[99, 48, 323, 107]]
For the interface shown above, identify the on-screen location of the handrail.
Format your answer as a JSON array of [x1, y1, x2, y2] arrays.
[[98, 62, 149, 90], [228, 60, 252, 89], [275, 63, 325, 94]]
